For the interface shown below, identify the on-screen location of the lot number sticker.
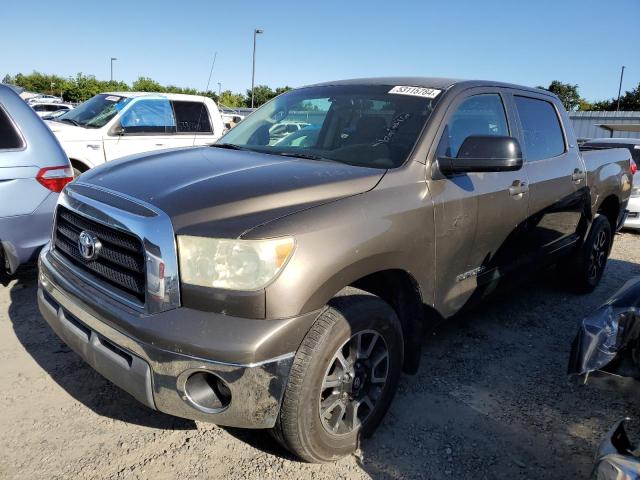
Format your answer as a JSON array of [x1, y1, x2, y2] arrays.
[[389, 86, 441, 98]]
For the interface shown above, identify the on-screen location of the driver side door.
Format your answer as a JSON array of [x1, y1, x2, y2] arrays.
[[430, 88, 531, 316], [103, 98, 176, 161]]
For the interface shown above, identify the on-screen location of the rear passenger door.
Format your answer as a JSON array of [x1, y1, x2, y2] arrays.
[[509, 92, 587, 253], [167, 101, 217, 148]]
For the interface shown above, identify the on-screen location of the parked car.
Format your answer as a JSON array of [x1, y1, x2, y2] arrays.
[[0, 84, 72, 277], [41, 109, 71, 121], [38, 77, 632, 462], [27, 94, 64, 105], [582, 138, 640, 230], [268, 121, 309, 143], [31, 102, 73, 118], [46, 92, 225, 175]]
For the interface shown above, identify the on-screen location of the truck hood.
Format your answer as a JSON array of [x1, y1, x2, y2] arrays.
[[45, 120, 101, 142], [78, 147, 385, 238]]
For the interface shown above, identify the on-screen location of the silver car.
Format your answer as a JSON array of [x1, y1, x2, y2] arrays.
[[0, 84, 72, 276]]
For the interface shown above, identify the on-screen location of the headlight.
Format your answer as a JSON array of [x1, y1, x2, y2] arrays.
[[177, 236, 295, 290]]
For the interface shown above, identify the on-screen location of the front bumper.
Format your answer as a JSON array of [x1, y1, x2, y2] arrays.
[[37, 247, 315, 429]]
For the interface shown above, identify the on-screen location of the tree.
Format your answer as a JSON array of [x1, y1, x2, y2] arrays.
[[131, 77, 164, 92], [218, 90, 245, 108], [245, 85, 276, 107], [539, 81, 583, 111], [2, 74, 13, 84], [587, 82, 640, 111]]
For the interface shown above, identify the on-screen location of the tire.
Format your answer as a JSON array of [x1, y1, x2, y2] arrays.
[[565, 215, 612, 293], [73, 167, 83, 179], [272, 288, 403, 463]]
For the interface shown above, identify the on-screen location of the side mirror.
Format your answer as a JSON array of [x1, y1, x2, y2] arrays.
[[438, 135, 523, 174], [111, 123, 125, 136]]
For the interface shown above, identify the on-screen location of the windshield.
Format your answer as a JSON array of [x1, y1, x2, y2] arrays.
[[218, 84, 441, 168], [57, 94, 129, 128]]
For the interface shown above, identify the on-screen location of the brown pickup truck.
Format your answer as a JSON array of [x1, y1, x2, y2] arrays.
[[38, 77, 633, 462]]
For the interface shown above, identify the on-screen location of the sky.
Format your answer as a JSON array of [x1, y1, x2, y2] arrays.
[[2, 0, 639, 102]]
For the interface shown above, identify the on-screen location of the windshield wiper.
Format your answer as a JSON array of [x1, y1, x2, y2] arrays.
[[210, 143, 251, 151], [58, 118, 82, 127], [270, 151, 333, 162]]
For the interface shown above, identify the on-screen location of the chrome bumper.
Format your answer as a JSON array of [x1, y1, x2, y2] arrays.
[[38, 250, 294, 429]]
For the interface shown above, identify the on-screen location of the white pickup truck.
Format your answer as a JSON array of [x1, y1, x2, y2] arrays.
[[46, 92, 225, 174]]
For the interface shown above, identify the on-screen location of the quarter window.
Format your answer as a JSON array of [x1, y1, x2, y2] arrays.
[[172, 101, 212, 133], [0, 107, 23, 149], [437, 94, 509, 158], [514, 96, 565, 161]]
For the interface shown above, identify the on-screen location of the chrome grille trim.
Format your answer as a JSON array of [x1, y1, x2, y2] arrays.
[[52, 183, 181, 313]]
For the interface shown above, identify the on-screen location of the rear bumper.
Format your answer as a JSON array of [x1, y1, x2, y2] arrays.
[[37, 247, 315, 428], [0, 192, 57, 272]]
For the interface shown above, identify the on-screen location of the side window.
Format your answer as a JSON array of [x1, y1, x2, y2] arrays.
[[0, 107, 23, 149], [172, 101, 212, 133], [437, 94, 509, 158], [514, 96, 565, 161], [120, 99, 176, 134]]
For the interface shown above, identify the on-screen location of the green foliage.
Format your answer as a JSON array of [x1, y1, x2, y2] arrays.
[[218, 90, 246, 108], [588, 82, 640, 111], [5, 71, 292, 108], [539, 80, 583, 111]]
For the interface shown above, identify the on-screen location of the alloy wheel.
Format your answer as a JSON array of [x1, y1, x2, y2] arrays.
[[319, 330, 389, 435]]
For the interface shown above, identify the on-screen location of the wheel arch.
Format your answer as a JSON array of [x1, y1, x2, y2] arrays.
[[338, 269, 441, 374], [597, 194, 620, 233]]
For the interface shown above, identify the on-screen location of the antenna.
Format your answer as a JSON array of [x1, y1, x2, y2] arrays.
[[193, 52, 217, 147]]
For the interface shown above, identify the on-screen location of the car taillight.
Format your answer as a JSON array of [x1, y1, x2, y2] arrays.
[[631, 159, 638, 175], [36, 166, 74, 193]]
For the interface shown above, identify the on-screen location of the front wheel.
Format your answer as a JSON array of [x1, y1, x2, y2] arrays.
[[272, 288, 403, 463]]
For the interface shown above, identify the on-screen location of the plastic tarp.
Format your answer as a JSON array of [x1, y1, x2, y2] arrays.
[[568, 278, 640, 380]]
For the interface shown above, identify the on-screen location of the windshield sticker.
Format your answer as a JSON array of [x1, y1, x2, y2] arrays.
[[389, 86, 441, 98], [105, 95, 122, 102]]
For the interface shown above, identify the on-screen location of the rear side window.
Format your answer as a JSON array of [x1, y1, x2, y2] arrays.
[[172, 101, 212, 133], [0, 107, 23, 149], [514, 96, 565, 161]]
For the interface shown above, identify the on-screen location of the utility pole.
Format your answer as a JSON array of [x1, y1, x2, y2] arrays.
[[616, 66, 625, 112], [218, 82, 222, 96], [110, 57, 117, 82], [251, 29, 263, 108]]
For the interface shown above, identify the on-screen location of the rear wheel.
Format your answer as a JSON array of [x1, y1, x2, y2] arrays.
[[565, 215, 612, 293], [272, 289, 403, 463]]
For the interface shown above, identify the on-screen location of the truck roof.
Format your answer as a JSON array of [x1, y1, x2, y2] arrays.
[[308, 77, 552, 97], [102, 91, 215, 102]]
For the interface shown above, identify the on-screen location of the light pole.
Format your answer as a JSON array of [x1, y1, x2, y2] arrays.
[[616, 66, 625, 112], [218, 82, 222, 96], [110, 57, 117, 82], [251, 29, 263, 108]]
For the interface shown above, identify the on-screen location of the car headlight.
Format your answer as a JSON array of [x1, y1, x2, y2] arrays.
[[177, 236, 295, 290]]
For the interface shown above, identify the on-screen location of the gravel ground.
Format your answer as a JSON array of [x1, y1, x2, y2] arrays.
[[1, 232, 639, 479]]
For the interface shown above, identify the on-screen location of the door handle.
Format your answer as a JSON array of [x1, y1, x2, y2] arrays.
[[509, 180, 528, 197], [571, 169, 586, 183]]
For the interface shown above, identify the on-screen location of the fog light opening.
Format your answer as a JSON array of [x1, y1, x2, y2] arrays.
[[184, 371, 232, 412]]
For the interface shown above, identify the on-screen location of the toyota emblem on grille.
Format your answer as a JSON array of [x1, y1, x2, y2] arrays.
[[78, 231, 101, 261]]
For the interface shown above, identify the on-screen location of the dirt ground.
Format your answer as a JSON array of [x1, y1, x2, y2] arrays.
[[1, 232, 639, 479]]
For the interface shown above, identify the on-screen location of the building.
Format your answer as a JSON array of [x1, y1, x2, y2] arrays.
[[569, 111, 640, 141]]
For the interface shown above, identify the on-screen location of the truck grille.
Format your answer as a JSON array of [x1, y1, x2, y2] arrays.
[[53, 206, 146, 302]]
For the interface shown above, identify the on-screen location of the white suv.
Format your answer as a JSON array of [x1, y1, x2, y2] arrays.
[[46, 92, 225, 174]]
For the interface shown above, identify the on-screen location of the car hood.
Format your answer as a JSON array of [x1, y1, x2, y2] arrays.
[[77, 147, 385, 238], [45, 120, 100, 142]]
